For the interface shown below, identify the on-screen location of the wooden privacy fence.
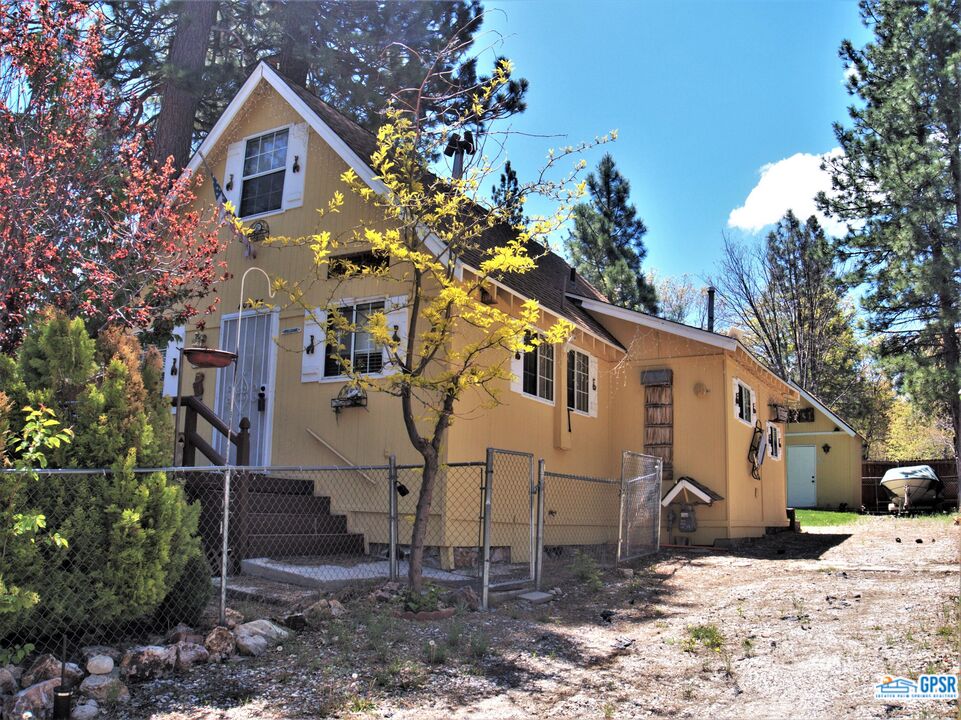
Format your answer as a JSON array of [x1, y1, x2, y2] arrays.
[[862, 458, 959, 511]]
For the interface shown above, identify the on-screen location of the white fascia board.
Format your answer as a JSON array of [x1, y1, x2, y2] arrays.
[[186, 62, 385, 196], [661, 479, 715, 507], [788, 382, 857, 438], [568, 294, 736, 351]]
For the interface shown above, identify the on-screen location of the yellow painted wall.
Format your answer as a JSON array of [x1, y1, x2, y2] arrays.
[[722, 353, 792, 538], [183, 80, 798, 558], [786, 399, 864, 508]]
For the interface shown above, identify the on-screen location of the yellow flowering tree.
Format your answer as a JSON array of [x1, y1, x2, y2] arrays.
[[258, 45, 611, 592]]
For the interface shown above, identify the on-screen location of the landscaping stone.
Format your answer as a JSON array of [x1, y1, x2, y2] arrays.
[[282, 612, 308, 631], [204, 627, 236, 662], [234, 620, 291, 657], [85, 655, 114, 676], [305, 598, 346, 626], [0, 667, 16, 695], [119, 645, 176, 681], [79, 673, 130, 703], [72, 698, 100, 720], [22, 654, 84, 688], [224, 607, 244, 629], [2, 664, 21, 685], [165, 623, 203, 644], [5, 678, 60, 719], [80, 646, 121, 664], [519, 590, 554, 605], [447, 585, 481, 611], [618, 567, 635, 578], [173, 641, 209, 670]]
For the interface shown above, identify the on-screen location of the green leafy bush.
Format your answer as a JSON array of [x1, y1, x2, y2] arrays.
[[570, 550, 603, 592], [0, 310, 205, 639]]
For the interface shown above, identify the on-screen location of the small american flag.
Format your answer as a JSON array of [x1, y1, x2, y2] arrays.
[[199, 152, 256, 258]]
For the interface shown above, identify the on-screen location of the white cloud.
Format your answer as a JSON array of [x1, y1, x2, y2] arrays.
[[728, 149, 848, 236]]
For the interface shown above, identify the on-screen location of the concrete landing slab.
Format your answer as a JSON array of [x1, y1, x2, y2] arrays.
[[518, 591, 554, 605], [241, 557, 471, 589]]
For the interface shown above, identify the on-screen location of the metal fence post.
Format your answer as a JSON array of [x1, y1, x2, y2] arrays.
[[535, 459, 545, 591], [616, 452, 628, 565], [481, 448, 494, 610], [654, 457, 663, 551], [388, 455, 398, 582], [219, 467, 231, 626]]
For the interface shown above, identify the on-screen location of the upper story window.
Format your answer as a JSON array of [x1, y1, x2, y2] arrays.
[[240, 129, 289, 218], [324, 301, 385, 377], [328, 251, 390, 278], [522, 334, 554, 402], [733, 378, 756, 424], [767, 423, 782, 460], [567, 349, 589, 413]]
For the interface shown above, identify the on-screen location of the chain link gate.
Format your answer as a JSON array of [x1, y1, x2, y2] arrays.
[[480, 448, 535, 609], [618, 451, 663, 561]]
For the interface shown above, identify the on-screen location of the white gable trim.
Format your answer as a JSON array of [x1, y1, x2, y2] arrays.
[[186, 62, 384, 194], [789, 382, 857, 438], [661, 479, 716, 507], [568, 294, 737, 351]]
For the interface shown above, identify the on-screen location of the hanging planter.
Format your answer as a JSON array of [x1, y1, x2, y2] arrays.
[[183, 347, 237, 369]]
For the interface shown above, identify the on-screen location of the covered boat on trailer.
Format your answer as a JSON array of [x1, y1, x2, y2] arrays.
[[879, 465, 944, 512]]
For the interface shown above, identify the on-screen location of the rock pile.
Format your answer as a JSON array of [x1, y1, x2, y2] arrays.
[[0, 608, 298, 719]]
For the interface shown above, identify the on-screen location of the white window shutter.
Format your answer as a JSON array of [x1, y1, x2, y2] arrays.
[[383, 295, 408, 373], [588, 355, 599, 417], [161, 325, 186, 398], [223, 140, 245, 212], [302, 309, 326, 382], [283, 122, 308, 210]]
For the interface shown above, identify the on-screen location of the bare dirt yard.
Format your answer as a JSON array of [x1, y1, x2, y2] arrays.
[[114, 515, 959, 720]]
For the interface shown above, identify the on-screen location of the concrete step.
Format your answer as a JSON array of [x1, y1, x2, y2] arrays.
[[487, 587, 532, 607]]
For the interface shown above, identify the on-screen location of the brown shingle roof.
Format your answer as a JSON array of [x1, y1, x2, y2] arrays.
[[271, 70, 623, 349]]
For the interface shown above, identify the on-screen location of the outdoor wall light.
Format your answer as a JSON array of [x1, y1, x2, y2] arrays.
[[822, 443, 832, 454], [225, 174, 233, 191]]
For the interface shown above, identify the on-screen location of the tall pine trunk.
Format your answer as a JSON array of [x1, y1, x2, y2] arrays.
[[153, 0, 218, 170]]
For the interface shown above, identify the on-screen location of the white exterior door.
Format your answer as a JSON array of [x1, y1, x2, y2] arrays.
[[787, 445, 817, 507], [215, 311, 277, 466]]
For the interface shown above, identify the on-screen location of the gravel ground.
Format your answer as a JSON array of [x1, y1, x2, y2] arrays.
[[110, 515, 959, 720]]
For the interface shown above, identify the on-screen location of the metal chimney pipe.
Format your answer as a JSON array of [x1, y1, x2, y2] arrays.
[[707, 286, 716, 332]]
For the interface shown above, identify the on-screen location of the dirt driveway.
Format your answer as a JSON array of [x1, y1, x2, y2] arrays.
[[121, 516, 959, 720]]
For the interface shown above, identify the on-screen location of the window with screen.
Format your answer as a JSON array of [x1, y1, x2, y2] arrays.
[[240, 129, 289, 217], [522, 334, 554, 402], [324, 301, 385, 376], [567, 349, 589, 413]]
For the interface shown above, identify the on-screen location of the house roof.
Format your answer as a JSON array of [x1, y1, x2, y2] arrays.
[[187, 61, 622, 350], [787, 381, 860, 438]]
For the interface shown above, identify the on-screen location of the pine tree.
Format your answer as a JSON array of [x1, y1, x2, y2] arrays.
[[492, 160, 526, 228], [565, 154, 657, 313], [818, 0, 961, 461], [98, 1, 527, 170], [714, 213, 889, 445]]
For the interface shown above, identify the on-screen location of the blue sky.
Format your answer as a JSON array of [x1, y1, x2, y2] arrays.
[[478, 0, 872, 281]]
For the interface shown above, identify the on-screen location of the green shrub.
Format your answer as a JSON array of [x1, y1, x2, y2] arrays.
[[153, 550, 212, 630], [570, 550, 603, 592], [0, 311, 202, 639]]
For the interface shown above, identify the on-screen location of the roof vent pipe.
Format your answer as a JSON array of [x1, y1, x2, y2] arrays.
[[707, 286, 716, 332], [569, 267, 577, 285]]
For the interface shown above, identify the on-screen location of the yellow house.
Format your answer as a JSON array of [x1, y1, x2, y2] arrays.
[[163, 61, 800, 562], [785, 385, 865, 509]]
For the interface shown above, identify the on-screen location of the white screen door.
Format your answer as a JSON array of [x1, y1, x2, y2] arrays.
[[787, 445, 817, 507], [215, 311, 276, 465]]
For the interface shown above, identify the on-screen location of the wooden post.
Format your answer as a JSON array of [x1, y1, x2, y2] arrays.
[[233, 469, 249, 573], [236, 417, 251, 466], [182, 403, 198, 467]]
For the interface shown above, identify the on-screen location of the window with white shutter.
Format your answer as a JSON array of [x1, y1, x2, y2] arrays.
[[733, 378, 756, 424]]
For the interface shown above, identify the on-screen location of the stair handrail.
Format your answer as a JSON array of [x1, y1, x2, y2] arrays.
[[305, 426, 376, 485], [174, 374, 250, 466]]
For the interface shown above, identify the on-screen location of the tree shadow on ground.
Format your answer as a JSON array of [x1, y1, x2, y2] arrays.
[[714, 530, 853, 560]]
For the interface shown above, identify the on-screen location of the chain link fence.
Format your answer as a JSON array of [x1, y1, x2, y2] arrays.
[[0, 448, 661, 657], [534, 451, 663, 590]]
